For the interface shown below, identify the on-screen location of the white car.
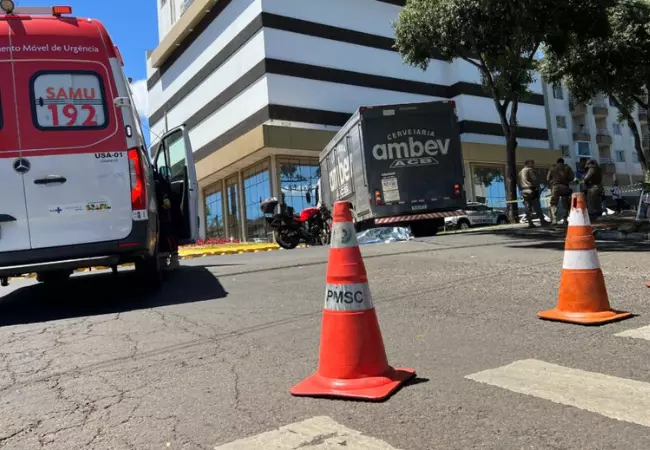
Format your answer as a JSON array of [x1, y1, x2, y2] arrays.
[[444, 202, 509, 230]]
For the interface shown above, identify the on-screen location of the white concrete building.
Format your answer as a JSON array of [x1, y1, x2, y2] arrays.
[[146, 0, 558, 241], [543, 81, 648, 187]]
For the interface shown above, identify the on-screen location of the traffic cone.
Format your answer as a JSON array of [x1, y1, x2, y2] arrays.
[[538, 193, 632, 325], [290, 201, 415, 401]]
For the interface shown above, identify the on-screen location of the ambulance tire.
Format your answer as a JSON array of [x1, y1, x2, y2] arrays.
[[36, 270, 71, 285], [135, 231, 163, 291]]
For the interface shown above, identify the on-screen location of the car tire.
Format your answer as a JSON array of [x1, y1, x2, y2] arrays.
[[497, 216, 508, 225], [458, 220, 470, 230]]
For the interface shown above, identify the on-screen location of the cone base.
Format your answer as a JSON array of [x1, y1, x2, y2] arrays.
[[290, 366, 416, 401], [538, 308, 632, 325]]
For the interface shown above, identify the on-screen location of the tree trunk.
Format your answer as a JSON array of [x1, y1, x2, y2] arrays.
[[626, 116, 650, 183], [505, 133, 519, 222]]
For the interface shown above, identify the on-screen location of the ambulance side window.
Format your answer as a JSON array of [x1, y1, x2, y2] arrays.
[[29, 70, 109, 131]]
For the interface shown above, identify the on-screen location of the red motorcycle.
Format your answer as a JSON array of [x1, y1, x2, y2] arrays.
[[260, 195, 332, 250]]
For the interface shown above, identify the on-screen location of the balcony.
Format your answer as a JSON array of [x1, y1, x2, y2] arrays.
[[573, 126, 591, 142], [599, 157, 616, 174], [639, 107, 648, 123], [596, 129, 612, 145], [592, 102, 609, 117], [643, 135, 650, 149], [569, 99, 588, 116], [181, 0, 194, 14]]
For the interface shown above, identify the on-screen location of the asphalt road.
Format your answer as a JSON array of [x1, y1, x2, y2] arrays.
[[1, 230, 650, 449]]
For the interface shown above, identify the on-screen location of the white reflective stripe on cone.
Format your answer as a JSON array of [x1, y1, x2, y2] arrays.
[[568, 208, 590, 226], [563, 249, 601, 270], [323, 282, 374, 311], [329, 221, 358, 249]]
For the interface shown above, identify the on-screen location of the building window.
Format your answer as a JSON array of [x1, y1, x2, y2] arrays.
[[615, 150, 626, 162], [243, 160, 271, 242], [279, 157, 320, 214], [204, 188, 225, 240], [552, 84, 563, 99], [609, 97, 617, 107], [472, 165, 506, 208], [560, 145, 571, 158], [635, 152, 642, 163], [577, 142, 591, 157], [556, 115, 567, 129], [225, 175, 241, 242], [613, 123, 622, 135]]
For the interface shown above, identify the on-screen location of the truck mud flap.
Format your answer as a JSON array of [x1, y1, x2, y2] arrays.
[[374, 210, 464, 225]]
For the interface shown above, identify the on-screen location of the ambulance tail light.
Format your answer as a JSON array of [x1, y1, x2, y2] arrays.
[[374, 189, 383, 206], [52, 6, 72, 15], [452, 183, 463, 199], [128, 148, 147, 211]]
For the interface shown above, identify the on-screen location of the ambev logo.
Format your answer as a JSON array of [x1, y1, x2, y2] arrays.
[[372, 130, 451, 169]]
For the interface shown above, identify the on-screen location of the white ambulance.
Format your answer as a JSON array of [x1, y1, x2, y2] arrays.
[[0, 3, 199, 288]]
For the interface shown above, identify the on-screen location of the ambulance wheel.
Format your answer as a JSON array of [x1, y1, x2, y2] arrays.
[[135, 238, 163, 290], [36, 270, 71, 285]]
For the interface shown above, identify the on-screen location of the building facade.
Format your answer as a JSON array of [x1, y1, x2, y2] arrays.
[[146, 0, 559, 241], [543, 82, 648, 187]]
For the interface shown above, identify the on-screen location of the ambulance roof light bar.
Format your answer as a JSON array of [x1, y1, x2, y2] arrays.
[[0, 2, 73, 16]]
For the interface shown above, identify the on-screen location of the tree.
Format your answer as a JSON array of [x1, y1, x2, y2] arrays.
[[541, 0, 650, 180], [393, 0, 612, 222]]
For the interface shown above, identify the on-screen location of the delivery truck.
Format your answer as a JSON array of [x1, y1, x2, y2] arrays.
[[319, 100, 466, 236]]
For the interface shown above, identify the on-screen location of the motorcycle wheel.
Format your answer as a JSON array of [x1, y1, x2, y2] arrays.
[[319, 227, 331, 245], [275, 229, 301, 250]]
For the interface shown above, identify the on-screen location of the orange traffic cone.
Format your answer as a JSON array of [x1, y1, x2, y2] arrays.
[[538, 193, 632, 325], [290, 201, 415, 401]]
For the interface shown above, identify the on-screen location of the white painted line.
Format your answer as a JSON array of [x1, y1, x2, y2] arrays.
[[615, 325, 650, 341], [466, 359, 650, 428], [214, 416, 400, 449]]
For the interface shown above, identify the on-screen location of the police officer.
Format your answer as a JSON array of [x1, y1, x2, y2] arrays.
[[583, 159, 604, 221], [547, 158, 575, 225]]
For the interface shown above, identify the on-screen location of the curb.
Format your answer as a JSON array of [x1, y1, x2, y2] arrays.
[[593, 229, 650, 243]]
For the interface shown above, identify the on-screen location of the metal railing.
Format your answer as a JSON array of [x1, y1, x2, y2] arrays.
[[599, 156, 615, 164], [596, 128, 610, 136]]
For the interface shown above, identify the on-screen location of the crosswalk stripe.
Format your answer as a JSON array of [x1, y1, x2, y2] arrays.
[[614, 325, 650, 341], [213, 416, 400, 449], [466, 359, 650, 428]]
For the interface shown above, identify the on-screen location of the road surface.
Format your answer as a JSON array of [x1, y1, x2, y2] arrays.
[[1, 231, 649, 449]]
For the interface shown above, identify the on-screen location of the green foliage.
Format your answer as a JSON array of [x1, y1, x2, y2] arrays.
[[541, 0, 650, 112]]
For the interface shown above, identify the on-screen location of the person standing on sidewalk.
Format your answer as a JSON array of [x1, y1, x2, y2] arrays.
[[547, 158, 575, 225], [583, 159, 604, 221], [518, 160, 549, 228]]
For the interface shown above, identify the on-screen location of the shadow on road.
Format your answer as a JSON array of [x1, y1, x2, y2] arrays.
[[0, 267, 227, 327], [507, 240, 650, 253]]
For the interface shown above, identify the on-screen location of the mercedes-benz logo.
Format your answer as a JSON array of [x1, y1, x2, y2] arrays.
[[13, 158, 30, 174]]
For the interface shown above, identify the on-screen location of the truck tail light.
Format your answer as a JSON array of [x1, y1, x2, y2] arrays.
[[452, 184, 462, 199], [374, 189, 383, 206], [128, 148, 147, 211]]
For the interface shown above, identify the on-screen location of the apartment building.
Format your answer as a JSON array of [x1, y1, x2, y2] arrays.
[[543, 82, 648, 189], [146, 0, 559, 241]]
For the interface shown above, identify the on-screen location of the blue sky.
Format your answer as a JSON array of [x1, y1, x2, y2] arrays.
[[15, 0, 158, 134]]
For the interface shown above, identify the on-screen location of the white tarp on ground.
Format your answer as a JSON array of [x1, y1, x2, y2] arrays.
[[356, 226, 414, 245]]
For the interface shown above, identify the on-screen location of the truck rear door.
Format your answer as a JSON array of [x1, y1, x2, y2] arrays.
[[361, 102, 465, 217], [0, 21, 31, 252], [12, 19, 132, 249]]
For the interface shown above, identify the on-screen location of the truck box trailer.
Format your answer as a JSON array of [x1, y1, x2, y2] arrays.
[[319, 101, 466, 235]]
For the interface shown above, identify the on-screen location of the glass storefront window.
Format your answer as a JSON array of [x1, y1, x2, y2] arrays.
[[204, 188, 225, 239], [226, 176, 241, 242], [243, 160, 271, 242], [472, 165, 506, 208], [279, 157, 320, 214]]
